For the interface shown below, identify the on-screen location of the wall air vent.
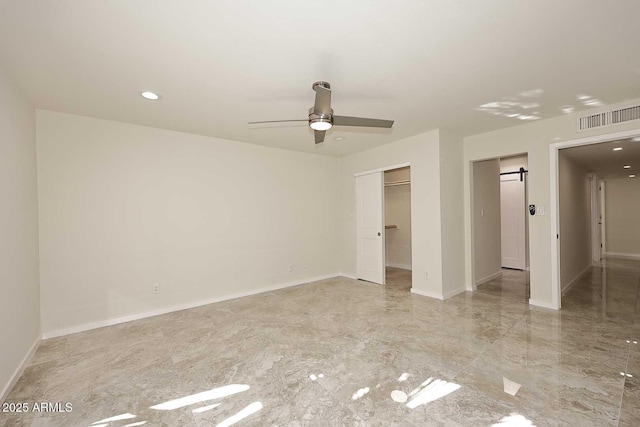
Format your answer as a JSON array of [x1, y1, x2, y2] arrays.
[[577, 104, 640, 132], [577, 111, 610, 132], [611, 105, 640, 125]]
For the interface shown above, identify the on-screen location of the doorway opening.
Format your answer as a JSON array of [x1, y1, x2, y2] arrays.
[[556, 137, 639, 299], [471, 154, 530, 300], [355, 163, 412, 292], [384, 167, 412, 291], [550, 129, 640, 309]]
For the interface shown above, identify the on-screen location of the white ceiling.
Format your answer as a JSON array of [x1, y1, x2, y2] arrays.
[[561, 138, 640, 180], [1, 1, 640, 157]]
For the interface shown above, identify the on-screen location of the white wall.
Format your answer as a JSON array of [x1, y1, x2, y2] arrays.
[[605, 177, 640, 257], [558, 152, 592, 291], [340, 130, 445, 298], [439, 131, 465, 297], [464, 98, 640, 308], [0, 67, 40, 401], [384, 168, 412, 270], [339, 129, 465, 300], [472, 159, 501, 285], [36, 111, 341, 336]]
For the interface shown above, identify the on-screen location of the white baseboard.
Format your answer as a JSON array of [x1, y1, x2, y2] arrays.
[[411, 288, 444, 300], [562, 264, 592, 296], [443, 287, 467, 299], [528, 298, 559, 310], [339, 273, 358, 280], [605, 252, 640, 260], [42, 273, 340, 339], [474, 270, 503, 287], [386, 262, 412, 271], [1, 336, 41, 404]]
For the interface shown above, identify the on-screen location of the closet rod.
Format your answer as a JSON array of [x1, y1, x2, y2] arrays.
[[384, 180, 411, 187]]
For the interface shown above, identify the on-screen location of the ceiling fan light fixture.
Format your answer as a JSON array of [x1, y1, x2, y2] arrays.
[[309, 118, 332, 131]]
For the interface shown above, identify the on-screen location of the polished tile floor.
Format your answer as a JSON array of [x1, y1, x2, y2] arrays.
[[385, 267, 412, 291], [2, 258, 639, 426]]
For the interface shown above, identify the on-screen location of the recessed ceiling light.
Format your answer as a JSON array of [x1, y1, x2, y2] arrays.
[[613, 147, 623, 151], [630, 174, 636, 178], [632, 137, 640, 142], [334, 137, 345, 141], [624, 165, 631, 169], [140, 91, 161, 100]]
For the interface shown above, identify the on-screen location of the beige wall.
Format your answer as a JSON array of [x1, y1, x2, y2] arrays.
[[384, 168, 412, 270], [36, 111, 341, 336], [472, 159, 501, 284], [340, 130, 445, 298], [0, 67, 40, 401], [385, 167, 410, 183], [464, 98, 640, 308], [605, 177, 640, 256], [558, 152, 592, 291]]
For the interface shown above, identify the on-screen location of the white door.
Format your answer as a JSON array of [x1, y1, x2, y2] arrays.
[[500, 174, 526, 269], [356, 172, 385, 284]]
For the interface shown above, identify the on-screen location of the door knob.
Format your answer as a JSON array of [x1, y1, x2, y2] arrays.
[[378, 232, 381, 236]]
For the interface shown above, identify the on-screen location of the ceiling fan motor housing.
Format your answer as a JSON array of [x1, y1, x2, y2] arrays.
[[312, 81, 331, 91], [309, 107, 334, 128]]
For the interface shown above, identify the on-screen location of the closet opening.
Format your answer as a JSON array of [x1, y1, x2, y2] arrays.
[[384, 166, 412, 291]]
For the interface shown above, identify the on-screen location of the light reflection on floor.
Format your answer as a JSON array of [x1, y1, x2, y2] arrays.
[[150, 384, 250, 411], [492, 413, 537, 426]]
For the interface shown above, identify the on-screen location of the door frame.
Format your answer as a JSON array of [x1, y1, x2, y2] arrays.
[[589, 174, 601, 262], [600, 180, 606, 257], [550, 128, 640, 309], [355, 162, 411, 286], [469, 155, 530, 288]]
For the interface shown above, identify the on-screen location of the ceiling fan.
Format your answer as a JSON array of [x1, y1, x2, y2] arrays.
[[248, 81, 394, 144]]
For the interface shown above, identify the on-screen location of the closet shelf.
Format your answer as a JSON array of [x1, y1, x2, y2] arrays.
[[384, 180, 410, 187], [385, 225, 398, 229]]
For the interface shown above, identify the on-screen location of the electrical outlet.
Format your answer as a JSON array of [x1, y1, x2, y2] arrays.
[[288, 264, 294, 272], [152, 283, 160, 294], [537, 205, 545, 215]]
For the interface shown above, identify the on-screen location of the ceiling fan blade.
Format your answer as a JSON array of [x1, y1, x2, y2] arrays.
[[313, 85, 332, 115], [248, 119, 308, 124], [314, 130, 326, 144], [333, 115, 394, 128]]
